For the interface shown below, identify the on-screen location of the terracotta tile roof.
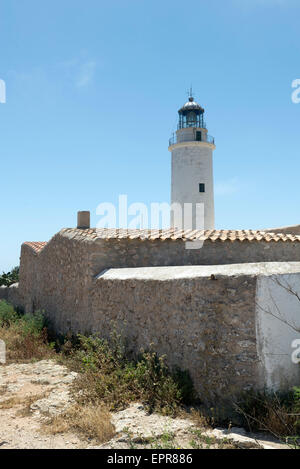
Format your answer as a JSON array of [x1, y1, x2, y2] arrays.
[[60, 228, 300, 243], [23, 242, 47, 253]]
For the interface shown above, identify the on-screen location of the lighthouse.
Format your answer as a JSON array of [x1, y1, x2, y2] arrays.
[[168, 93, 215, 230]]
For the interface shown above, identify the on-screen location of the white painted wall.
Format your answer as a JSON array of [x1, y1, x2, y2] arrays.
[[170, 138, 215, 230], [256, 273, 300, 391]]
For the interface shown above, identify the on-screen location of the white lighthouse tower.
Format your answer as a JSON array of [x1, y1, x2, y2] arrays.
[[168, 93, 216, 230]]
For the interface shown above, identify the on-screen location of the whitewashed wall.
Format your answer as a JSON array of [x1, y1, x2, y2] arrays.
[[256, 273, 300, 391], [170, 143, 215, 230]]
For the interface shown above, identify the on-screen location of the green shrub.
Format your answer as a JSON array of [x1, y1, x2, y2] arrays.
[[19, 311, 47, 336], [0, 301, 47, 335], [0, 267, 19, 287], [236, 388, 300, 441], [0, 300, 18, 326], [0, 301, 55, 362], [293, 386, 300, 429], [69, 332, 196, 416]]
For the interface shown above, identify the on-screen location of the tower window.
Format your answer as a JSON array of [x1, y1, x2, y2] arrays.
[[196, 131, 202, 141], [199, 183, 205, 193]]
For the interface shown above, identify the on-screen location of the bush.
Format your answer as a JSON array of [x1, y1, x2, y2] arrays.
[[68, 332, 196, 416], [0, 301, 47, 335], [19, 311, 47, 336], [235, 388, 300, 443], [0, 300, 55, 362], [0, 300, 18, 326], [0, 267, 19, 287]]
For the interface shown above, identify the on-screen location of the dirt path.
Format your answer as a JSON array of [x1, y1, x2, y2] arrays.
[[0, 360, 96, 449]]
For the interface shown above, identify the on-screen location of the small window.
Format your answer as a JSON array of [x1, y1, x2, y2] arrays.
[[196, 131, 202, 141], [199, 183, 205, 193]]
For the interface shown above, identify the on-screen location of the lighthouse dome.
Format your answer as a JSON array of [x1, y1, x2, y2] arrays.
[[178, 97, 204, 113]]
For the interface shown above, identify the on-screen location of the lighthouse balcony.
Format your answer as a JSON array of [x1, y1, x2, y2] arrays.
[[169, 132, 215, 147]]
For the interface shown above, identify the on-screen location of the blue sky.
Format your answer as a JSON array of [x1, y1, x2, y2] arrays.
[[0, 0, 300, 271]]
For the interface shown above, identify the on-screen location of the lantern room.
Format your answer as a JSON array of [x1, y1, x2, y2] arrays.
[[178, 96, 206, 129]]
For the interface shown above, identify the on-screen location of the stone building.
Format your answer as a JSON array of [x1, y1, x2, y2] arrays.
[[1, 223, 297, 409]]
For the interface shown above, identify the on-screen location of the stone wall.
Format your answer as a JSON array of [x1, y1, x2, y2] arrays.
[[0, 286, 8, 301], [90, 265, 259, 407], [90, 263, 300, 405], [18, 229, 300, 326], [19, 244, 39, 312], [19, 233, 93, 332], [15, 229, 300, 407], [0, 283, 21, 308], [88, 237, 300, 276]]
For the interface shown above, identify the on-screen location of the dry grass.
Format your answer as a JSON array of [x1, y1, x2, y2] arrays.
[[0, 301, 55, 363], [0, 384, 8, 395], [17, 392, 50, 417], [43, 404, 115, 443], [0, 392, 49, 412], [235, 389, 300, 440], [0, 396, 26, 409], [188, 407, 211, 429], [0, 326, 55, 363]]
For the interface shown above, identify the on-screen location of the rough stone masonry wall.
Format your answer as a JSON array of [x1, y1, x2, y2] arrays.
[[88, 263, 300, 406], [0, 284, 20, 307], [88, 236, 300, 277], [18, 233, 93, 332], [18, 229, 300, 330], [89, 267, 259, 407], [19, 245, 39, 312]]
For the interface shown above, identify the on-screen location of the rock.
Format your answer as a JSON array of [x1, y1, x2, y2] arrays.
[[110, 402, 194, 441], [30, 389, 74, 416], [203, 427, 288, 450]]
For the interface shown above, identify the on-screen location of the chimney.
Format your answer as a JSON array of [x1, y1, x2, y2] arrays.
[[77, 211, 90, 229]]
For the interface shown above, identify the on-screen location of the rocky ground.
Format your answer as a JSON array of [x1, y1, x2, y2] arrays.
[[0, 360, 289, 450]]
